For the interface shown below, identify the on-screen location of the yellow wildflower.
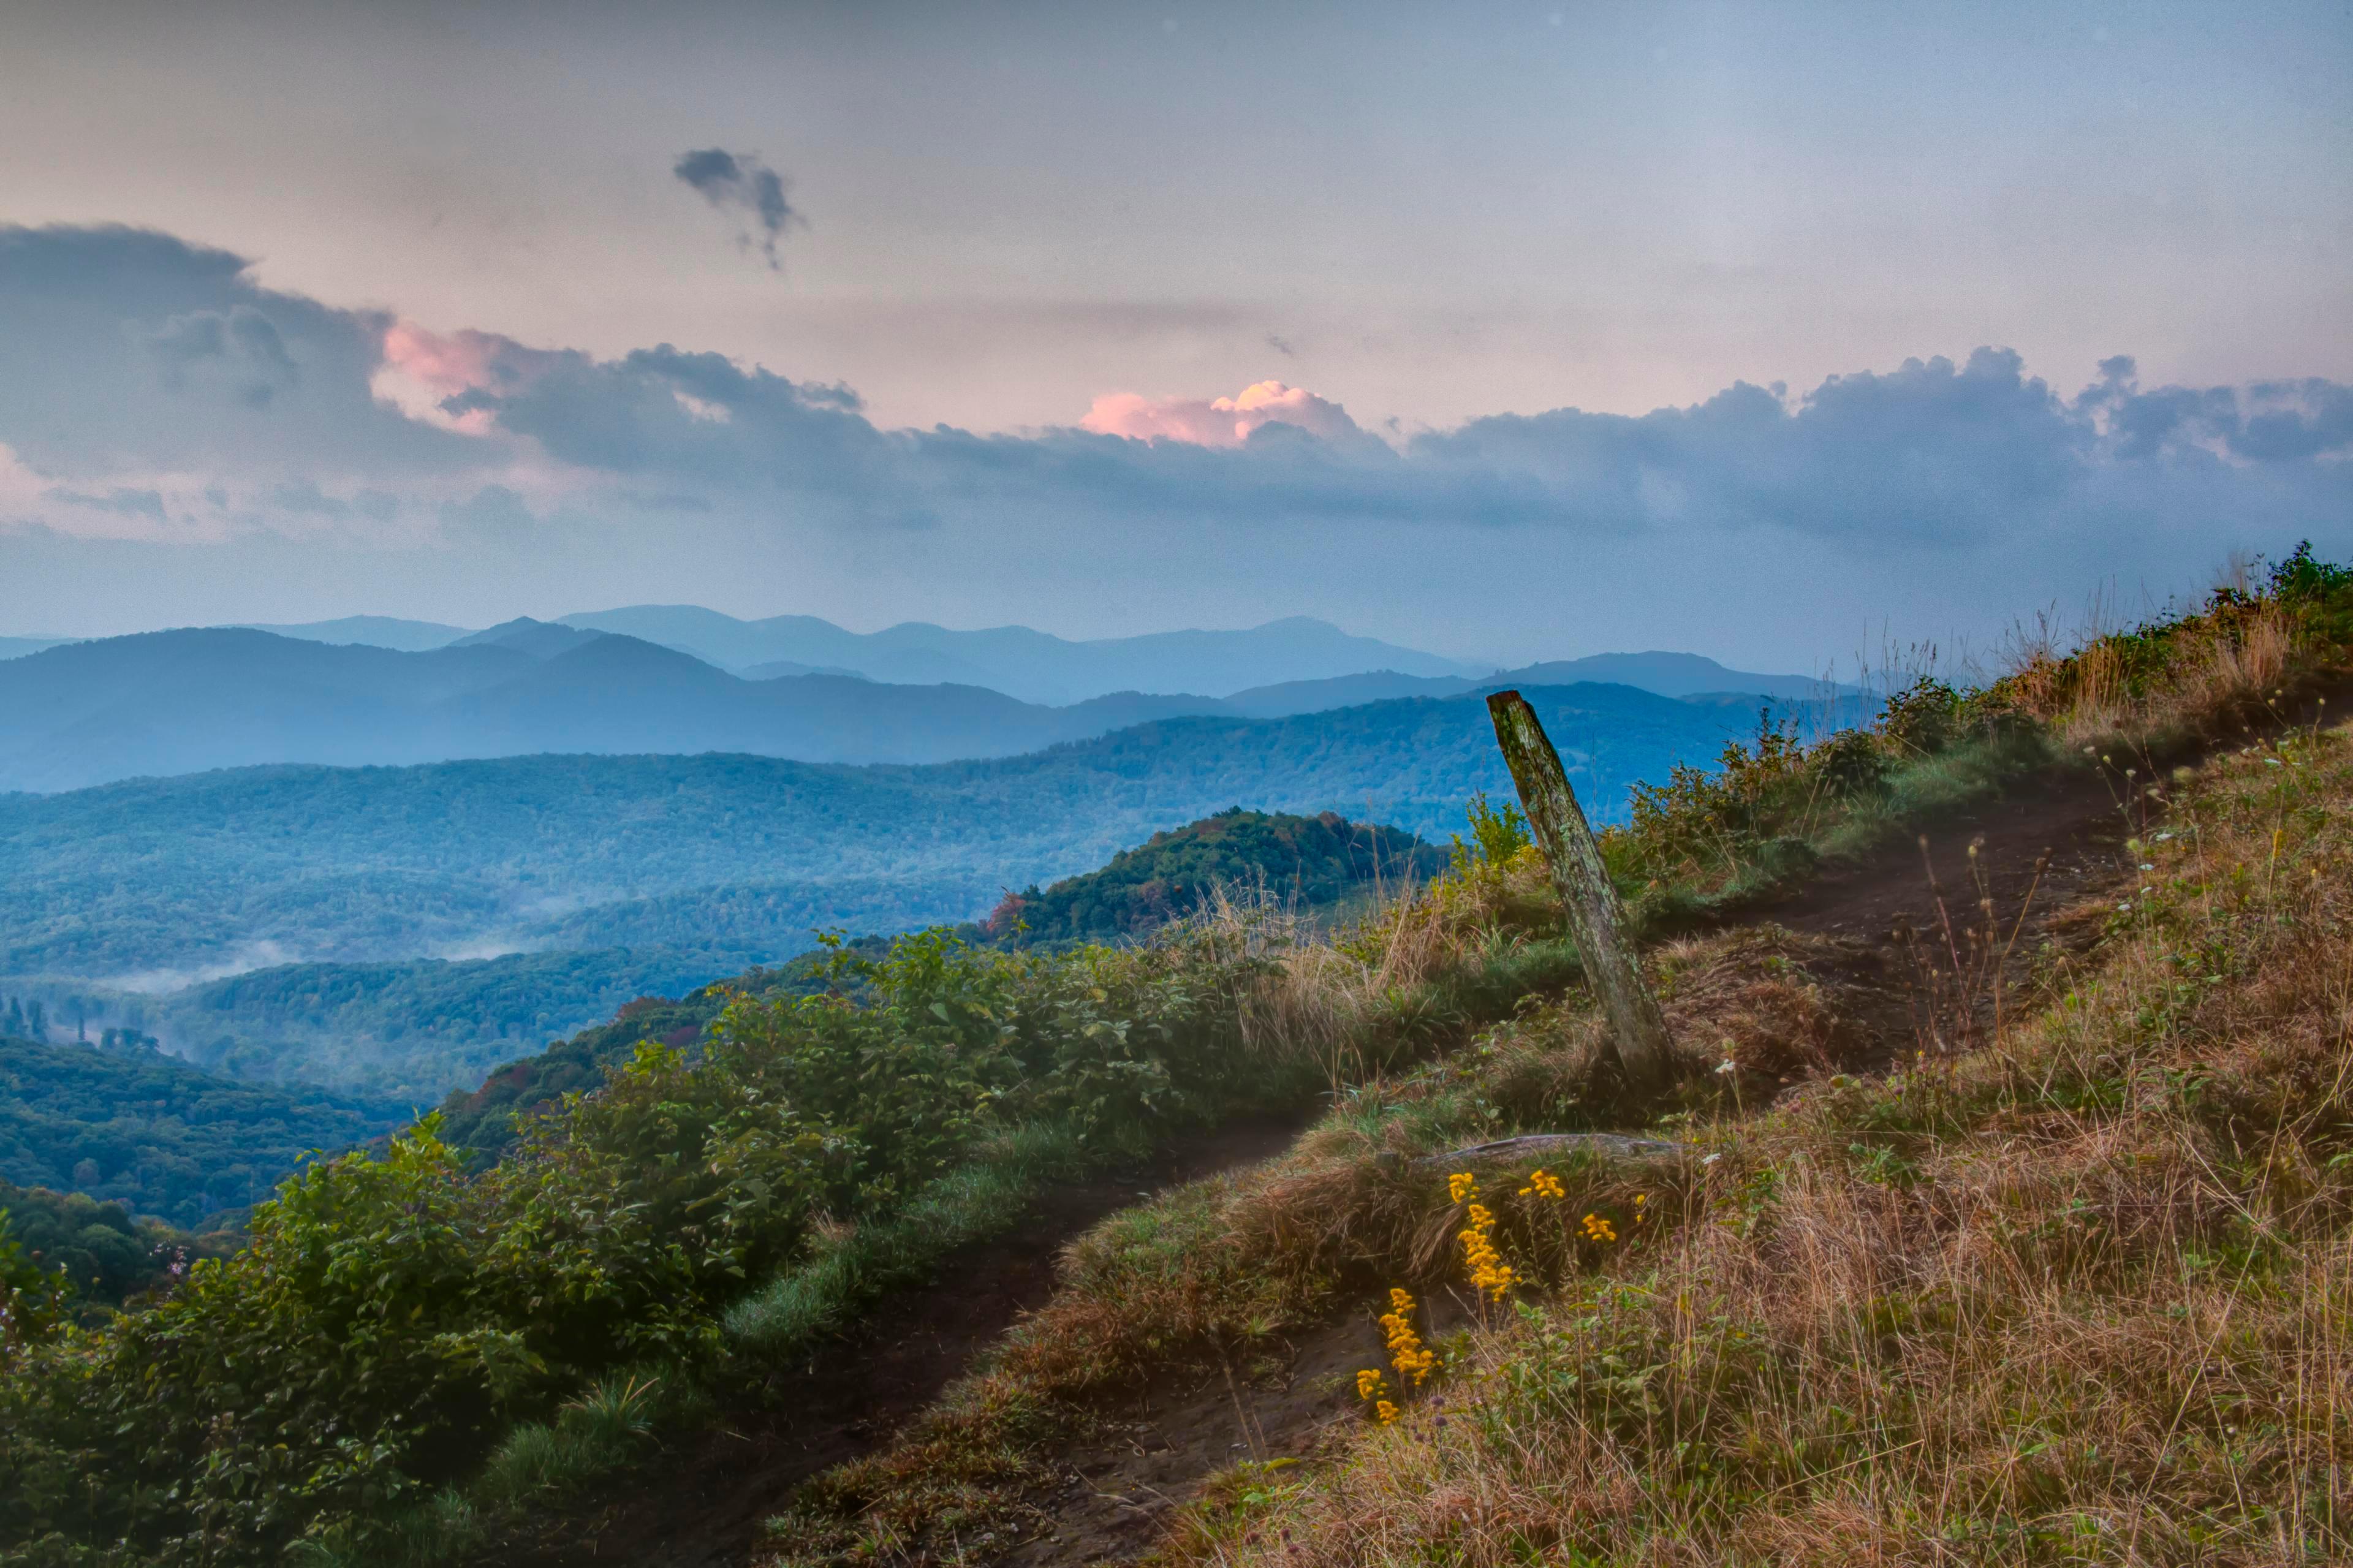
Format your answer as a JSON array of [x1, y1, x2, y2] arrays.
[[1458, 1197, 1515, 1301], [1379, 1287, 1439, 1385], [1580, 1211, 1618, 1244], [1517, 1168, 1566, 1200]]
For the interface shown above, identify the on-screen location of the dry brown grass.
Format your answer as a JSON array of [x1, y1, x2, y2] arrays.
[[1162, 730, 2353, 1567], [762, 926, 1914, 1563], [2003, 595, 2306, 748]]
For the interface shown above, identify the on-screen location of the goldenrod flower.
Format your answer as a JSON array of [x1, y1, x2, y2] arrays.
[[1457, 1197, 1515, 1301], [1580, 1211, 1618, 1244], [1517, 1167, 1566, 1200], [1379, 1287, 1439, 1384]]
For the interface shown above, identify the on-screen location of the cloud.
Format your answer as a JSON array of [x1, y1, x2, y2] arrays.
[[2, 224, 2351, 651], [373, 320, 564, 435], [672, 148, 799, 270], [47, 486, 167, 521], [0, 224, 471, 496], [138, 305, 298, 407], [1080, 379, 1363, 446]]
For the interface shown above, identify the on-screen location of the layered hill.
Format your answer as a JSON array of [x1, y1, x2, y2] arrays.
[[0, 625, 1226, 792], [0, 682, 1756, 1096], [0, 681, 1749, 985], [0, 620, 1837, 795], [558, 607, 1488, 700]]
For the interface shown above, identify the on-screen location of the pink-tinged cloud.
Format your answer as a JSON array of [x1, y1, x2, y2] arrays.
[[1080, 379, 1360, 446], [373, 321, 560, 435], [380, 322, 511, 398]]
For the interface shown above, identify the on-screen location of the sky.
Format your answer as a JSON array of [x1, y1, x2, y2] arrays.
[[1, 0, 2348, 670]]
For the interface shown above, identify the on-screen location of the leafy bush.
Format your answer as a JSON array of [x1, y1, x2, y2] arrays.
[[0, 922, 1283, 1565], [0, 1206, 67, 1357]]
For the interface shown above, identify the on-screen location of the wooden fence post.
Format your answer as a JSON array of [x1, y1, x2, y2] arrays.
[[1485, 690, 1677, 1098]]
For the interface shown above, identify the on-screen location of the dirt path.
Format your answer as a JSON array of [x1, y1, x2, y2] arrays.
[[983, 765, 2186, 1566], [539, 705, 2348, 1568], [504, 1118, 1306, 1568]]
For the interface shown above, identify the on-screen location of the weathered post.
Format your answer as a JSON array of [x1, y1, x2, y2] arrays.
[[1485, 690, 1676, 1098]]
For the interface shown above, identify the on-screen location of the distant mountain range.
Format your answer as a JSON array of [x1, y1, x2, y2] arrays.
[[6, 605, 1848, 708], [0, 618, 1855, 794], [548, 607, 1489, 702], [233, 615, 473, 652], [1, 681, 1757, 1092]]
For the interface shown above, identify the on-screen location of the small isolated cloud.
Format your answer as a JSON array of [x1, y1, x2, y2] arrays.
[[672, 148, 799, 270], [1080, 379, 1361, 446]]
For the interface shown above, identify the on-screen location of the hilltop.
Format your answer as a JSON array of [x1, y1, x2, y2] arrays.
[[988, 808, 1449, 944]]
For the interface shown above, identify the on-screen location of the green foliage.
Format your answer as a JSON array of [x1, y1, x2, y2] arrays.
[[1452, 790, 1533, 874], [2271, 537, 2353, 645], [428, 948, 874, 1165], [988, 809, 1445, 944], [0, 923, 1282, 1565], [0, 1031, 398, 1228], [0, 1205, 68, 1356], [0, 1180, 224, 1309]]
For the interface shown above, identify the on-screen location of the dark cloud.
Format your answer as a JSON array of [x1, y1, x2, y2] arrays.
[[672, 148, 799, 270], [0, 224, 468, 481], [138, 305, 298, 406]]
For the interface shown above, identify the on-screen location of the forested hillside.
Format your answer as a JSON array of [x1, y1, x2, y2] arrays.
[[0, 1032, 398, 1227], [0, 1181, 233, 1306], [434, 810, 1434, 1151], [0, 683, 1753, 990], [150, 947, 757, 1099], [989, 808, 1449, 942]]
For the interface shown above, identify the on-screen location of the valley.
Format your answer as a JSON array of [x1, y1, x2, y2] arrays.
[[2, 681, 1773, 1097]]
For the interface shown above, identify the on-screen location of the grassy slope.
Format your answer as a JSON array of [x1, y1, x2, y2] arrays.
[[1142, 725, 2353, 1566], [756, 568, 2353, 1566]]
